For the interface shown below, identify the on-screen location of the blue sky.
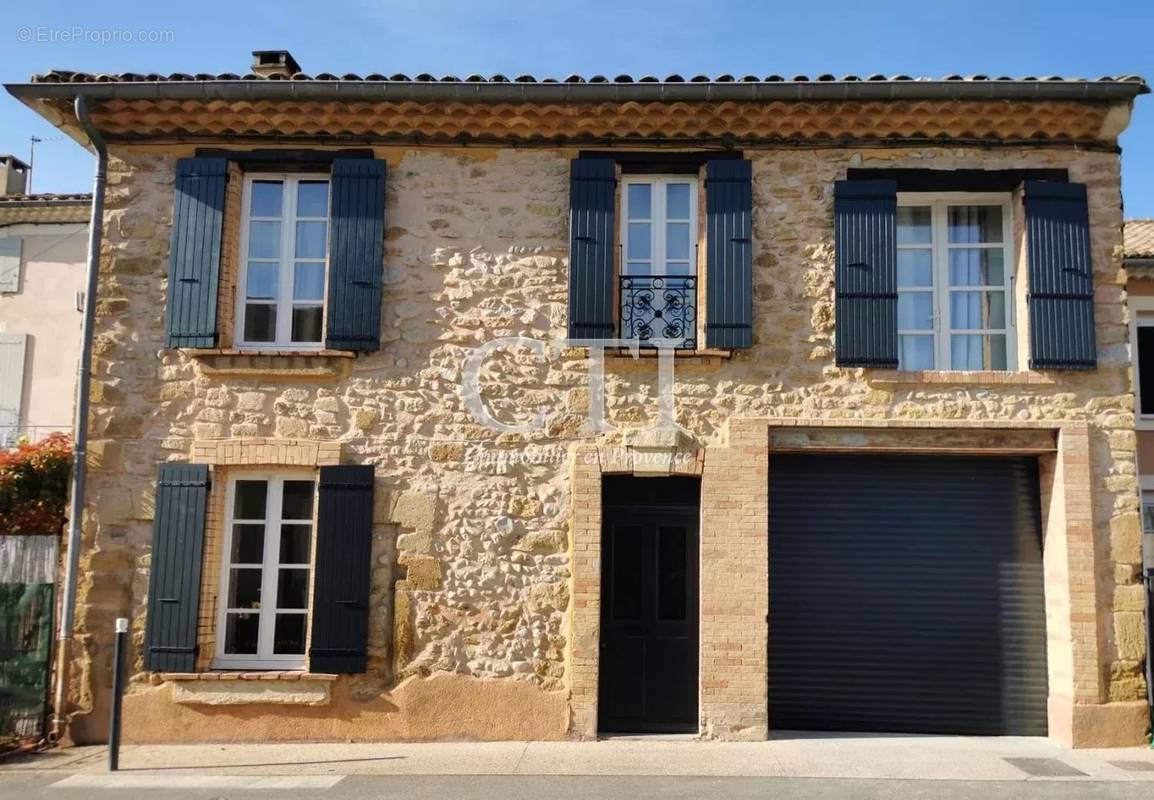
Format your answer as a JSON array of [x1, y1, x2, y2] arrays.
[[2, 0, 1152, 216]]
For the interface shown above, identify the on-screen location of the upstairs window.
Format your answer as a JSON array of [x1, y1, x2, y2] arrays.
[[237, 175, 330, 349], [620, 176, 699, 348], [1135, 311, 1154, 422], [896, 194, 1016, 371]]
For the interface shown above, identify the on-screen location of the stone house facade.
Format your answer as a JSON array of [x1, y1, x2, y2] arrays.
[[6, 53, 1150, 747]]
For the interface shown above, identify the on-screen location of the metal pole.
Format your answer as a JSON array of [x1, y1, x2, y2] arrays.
[[108, 618, 127, 771], [49, 95, 106, 741]]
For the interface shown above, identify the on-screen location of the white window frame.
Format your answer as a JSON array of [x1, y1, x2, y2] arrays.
[[896, 192, 1017, 371], [1140, 479, 1154, 538], [1130, 296, 1154, 429], [236, 173, 331, 351], [621, 175, 699, 278], [214, 471, 316, 670]]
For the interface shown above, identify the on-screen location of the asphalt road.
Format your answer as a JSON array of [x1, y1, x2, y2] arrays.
[[2, 773, 1152, 800]]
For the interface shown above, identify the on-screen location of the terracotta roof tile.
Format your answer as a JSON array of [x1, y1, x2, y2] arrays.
[[1125, 219, 1154, 260], [26, 70, 1149, 86], [0, 193, 91, 204]]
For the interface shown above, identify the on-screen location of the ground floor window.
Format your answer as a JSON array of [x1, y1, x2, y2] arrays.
[[214, 472, 316, 669]]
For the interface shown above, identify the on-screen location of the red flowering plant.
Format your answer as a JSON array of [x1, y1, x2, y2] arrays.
[[0, 433, 72, 534]]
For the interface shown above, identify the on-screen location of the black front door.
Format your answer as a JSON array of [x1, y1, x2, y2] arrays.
[[598, 510, 699, 733]]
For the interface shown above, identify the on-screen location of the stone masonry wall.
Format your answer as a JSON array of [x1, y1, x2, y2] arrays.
[[69, 140, 1145, 742]]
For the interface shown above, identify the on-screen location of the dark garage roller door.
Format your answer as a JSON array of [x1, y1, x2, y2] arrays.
[[768, 454, 1048, 736]]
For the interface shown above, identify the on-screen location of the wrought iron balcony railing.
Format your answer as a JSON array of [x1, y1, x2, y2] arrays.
[[619, 274, 697, 350]]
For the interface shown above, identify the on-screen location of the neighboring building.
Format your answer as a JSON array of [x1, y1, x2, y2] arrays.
[[0, 154, 88, 446], [1123, 220, 1154, 718], [5, 53, 1150, 747]]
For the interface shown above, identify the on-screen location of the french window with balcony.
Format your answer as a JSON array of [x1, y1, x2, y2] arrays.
[[620, 176, 699, 350]]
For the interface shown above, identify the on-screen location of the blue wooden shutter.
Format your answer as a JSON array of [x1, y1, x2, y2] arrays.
[[143, 463, 209, 672], [834, 180, 898, 368], [309, 464, 375, 674], [1025, 181, 1096, 370], [568, 158, 616, 340], [705, 159, 754, 349], [165, 158, 227, 348], [0, 237, 22, 293], [0, 334, 27, 447], [326, 159, 386, 352]]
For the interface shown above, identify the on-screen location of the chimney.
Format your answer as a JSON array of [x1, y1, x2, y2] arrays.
[[251, 50, 302, 78], [0, 155, 29, 196]]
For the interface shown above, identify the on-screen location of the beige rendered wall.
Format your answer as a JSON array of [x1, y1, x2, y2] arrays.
[[1128, 279, 1154, 473], [0, 222, 85, 436], [65, 142, 1147, 746]]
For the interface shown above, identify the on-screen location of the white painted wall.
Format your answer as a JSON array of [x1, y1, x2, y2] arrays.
[[0, 222, 86, 441]]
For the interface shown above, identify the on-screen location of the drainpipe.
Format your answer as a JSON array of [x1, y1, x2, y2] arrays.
[[49, 94, 106, 742]]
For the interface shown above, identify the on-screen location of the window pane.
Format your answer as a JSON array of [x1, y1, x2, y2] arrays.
[[293, 262, 325, 301], [280, 524, 312, 564], [224, 613, 259, 654], [666, 222, 691, 263], [291, 306, 323, 343], [277, 569, 309, 609], [295, 221, 328, 259], [233, 480, 268, 520], [244, 303, 276, 343], [898, 292, 934, 330], [625, 261, 650, 277], [950, 248, 1005, 286], [948, 205, 1003, 243], [666, 222, 691, 262], [1139, 326, 1154, 415], [627, 184, 651, 219], [899, 335, 935, 370], [627, 222, 651, 260], [657, 526, 687, 621], [245, 262, 279, 300], [1142, 501, 1154, 534], [228, 568, 263, 608], [950, 291, 1006, 330], [231, 524, 265, 564], [950, 334, 1007, 370], [273, 614, 307, 655], [896, 207, 931, 245], [666, 183, 691, 219], [296, 181, 329, 218], [611, 525, 643, 621], [250, 181, 283, 218], [897, 250, 933, 288], [247, 221, 281, 259], [282, 480, 315, 520]]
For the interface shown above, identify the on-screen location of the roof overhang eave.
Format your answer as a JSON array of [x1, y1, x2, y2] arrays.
[[5, 78, 1150, 105]]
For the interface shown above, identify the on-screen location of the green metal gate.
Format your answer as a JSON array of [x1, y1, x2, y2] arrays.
[[0, 535, 56, 741]]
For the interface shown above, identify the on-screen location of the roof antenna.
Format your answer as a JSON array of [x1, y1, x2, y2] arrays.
[[27, 136, 41, 194], [27, 135, 64, 194]]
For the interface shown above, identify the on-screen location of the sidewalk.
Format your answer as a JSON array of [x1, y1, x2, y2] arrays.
[[4, 735, 1154, 782]]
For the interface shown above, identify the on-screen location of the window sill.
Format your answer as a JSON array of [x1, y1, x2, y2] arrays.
[[561, 347, 732, 366], [1136, 418, 1154, 432], [160, 671, 338, 682], [867, 370, 1055, 386], [186, 349, 355, 380], [163, 671, 336, 706], [186, 348, 356, 358]]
